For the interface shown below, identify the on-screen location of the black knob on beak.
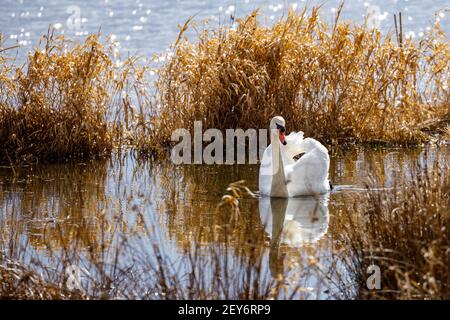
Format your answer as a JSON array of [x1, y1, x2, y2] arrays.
[[276, 123, 286, 132]]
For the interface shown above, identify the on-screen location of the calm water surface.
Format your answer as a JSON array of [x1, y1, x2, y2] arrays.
[[1, 0, 448, 62], [1, 146, 448, 298]]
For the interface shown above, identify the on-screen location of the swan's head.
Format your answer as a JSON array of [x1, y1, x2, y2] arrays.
[[270, 116, 287, 145]]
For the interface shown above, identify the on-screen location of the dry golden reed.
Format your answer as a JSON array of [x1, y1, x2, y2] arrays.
[[143, 5, 449, 153], [0, 30, 148, 164], [334, 160, 450, 299], [2, 6, 448, 162]]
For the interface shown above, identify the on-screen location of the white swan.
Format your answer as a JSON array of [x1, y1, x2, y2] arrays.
[[259, 116, 331, 197]]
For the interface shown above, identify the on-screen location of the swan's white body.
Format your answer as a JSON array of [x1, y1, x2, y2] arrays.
[[259, 116, 331, 197]]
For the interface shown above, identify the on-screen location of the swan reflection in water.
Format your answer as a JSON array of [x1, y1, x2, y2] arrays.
[[259, 195, 330, 277]]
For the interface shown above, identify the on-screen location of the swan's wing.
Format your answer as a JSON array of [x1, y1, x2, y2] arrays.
[[284, 131, 304, 159], [286, 150, 330, 196], [259, 145, 272, 174], [288, 152, 314, 181]]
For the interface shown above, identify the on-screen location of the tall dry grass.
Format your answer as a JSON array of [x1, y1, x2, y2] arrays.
[[140, 6, 449, 154], [334, 159, 450, 299], [0, 30, 149, 164], [2, 7, 448, 162]]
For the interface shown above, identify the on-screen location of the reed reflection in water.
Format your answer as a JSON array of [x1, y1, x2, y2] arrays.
[[0, 160, 110, 253], [0, 145, 448, 298]]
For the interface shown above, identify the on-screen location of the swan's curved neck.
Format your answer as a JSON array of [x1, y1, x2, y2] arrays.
[[270, 131, 288, 197]]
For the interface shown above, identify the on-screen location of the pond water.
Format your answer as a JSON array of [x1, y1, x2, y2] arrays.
[[1, 145, 448, 298], [1, 0, 449, 62]]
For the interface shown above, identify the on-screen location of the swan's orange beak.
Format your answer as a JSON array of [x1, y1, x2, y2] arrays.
[[279, 131, 287, 145]]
